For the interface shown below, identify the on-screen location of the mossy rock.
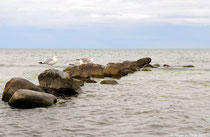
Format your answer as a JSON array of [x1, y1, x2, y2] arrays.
[[141, 68, 152, 71]]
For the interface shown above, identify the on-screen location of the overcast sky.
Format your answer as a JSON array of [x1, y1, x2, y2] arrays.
[[0, 0, 210, 48]]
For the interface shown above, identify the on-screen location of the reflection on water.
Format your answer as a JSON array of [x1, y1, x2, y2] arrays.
[[0, 49, 210, 137]]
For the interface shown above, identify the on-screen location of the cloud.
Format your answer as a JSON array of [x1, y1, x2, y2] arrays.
[[0, 0, 210, 28]]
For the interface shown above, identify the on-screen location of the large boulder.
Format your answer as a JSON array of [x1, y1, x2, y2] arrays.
[[122, 61, 139, 73], [103, 63, 128, 78], [2, 77, 44, 102], [64, 64, 104, 78], [38, 69, 82, 96], [136, 57, 152, 68], [8, 89, 57, 109]]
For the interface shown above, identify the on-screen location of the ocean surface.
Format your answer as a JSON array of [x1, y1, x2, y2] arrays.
[[0, 49, 210, 137]]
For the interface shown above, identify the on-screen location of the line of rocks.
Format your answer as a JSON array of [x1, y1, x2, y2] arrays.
[[63, 57, 152, 82], [1, 57, 194, 109]]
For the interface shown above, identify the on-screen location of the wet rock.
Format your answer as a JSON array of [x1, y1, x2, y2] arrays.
[[182, 65, 194, 68], [153, 64, 161, 68], [100, 80, 118, 85], [64, 64, 104, 79], [142, 64, 154, 68], [38, 69, 82, 96], [141, 68, 152, 71], [72, 78, 84, 87], [122, 61, 139, 71], [8, 89, 57, 109], [2, 77, 44, 102], [136, 57, 152, 68], [103, 63, 128, 78], [78, 78, 97, 83], [163, 64, 171, 67], [38, 85, 58, 97]]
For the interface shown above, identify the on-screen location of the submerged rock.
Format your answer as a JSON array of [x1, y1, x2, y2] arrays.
[[2, 77, 44, 102], [153, 64, 161, 68], [142, 64, 154, 68], [182, 65, 195, 68], [141, 68, 152, 71], [38, 69, 82, 96], [163, 64, 171, 67], [100, 80, 118, 85], [8, 89, 57, 109]]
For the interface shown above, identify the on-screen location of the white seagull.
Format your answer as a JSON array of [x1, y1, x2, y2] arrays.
[[39, 56, 58, 69], [69, 59, 83, 67], [76, 58, 94, 64]]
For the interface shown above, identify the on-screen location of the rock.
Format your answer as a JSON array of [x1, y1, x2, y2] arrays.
[[103, 63, 128, 78], [122, 61, 139, 71], [153, 64, 161, 68], [38, 69, 82, 96], [64, 64, 104, 79], [182, 65, 194, 68], [136, 57, 152, 68], [100, 80, 118, 85], [2, 77, 44, 102], [163, 64, 170, 67], [142, 64, 154, 68], [141, 68, 152, 71], [72, 78, 84, 86], [79, 78, 97, 83], [83, 64, 104, 78], [37, 85, 58, 97], [8, 89, 57, 109]]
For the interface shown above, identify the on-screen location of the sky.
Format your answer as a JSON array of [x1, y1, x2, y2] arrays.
[[0, 0, 210, 49]]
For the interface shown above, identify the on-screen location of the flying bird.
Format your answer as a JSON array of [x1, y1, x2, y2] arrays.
[[39, 56, 58, 69]]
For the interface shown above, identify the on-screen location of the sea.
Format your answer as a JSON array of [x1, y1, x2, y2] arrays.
[[0, 49, 210, 137]]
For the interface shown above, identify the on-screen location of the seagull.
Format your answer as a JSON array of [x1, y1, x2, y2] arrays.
[[87, 58, 94, 64], [76, 57, 94, 64], [39, 56, 58, 69]]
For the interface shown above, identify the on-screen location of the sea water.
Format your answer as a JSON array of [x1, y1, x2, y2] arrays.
[[0, 49, 210, 137]]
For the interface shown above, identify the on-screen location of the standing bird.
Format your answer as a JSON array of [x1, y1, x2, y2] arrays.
[[39, 56, 58, 69], [87, 58, 94, 64], [76, 57, 94, 64]]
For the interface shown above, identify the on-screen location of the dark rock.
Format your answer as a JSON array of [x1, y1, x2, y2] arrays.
[[38, 85, 58, 97], [78, 78, 97, 83], [163, 64, 171, 67], [38, 69, 82, 96], [2, 77, 44, 102], [100, 80, 118, 85], [142, 64, 154, 68], [8, 89, 57, 109], [182, 65, 194, 68], [136, 57, 152, 68]]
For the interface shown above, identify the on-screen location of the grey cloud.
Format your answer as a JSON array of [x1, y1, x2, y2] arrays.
[[0, 0, 210, 27]]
